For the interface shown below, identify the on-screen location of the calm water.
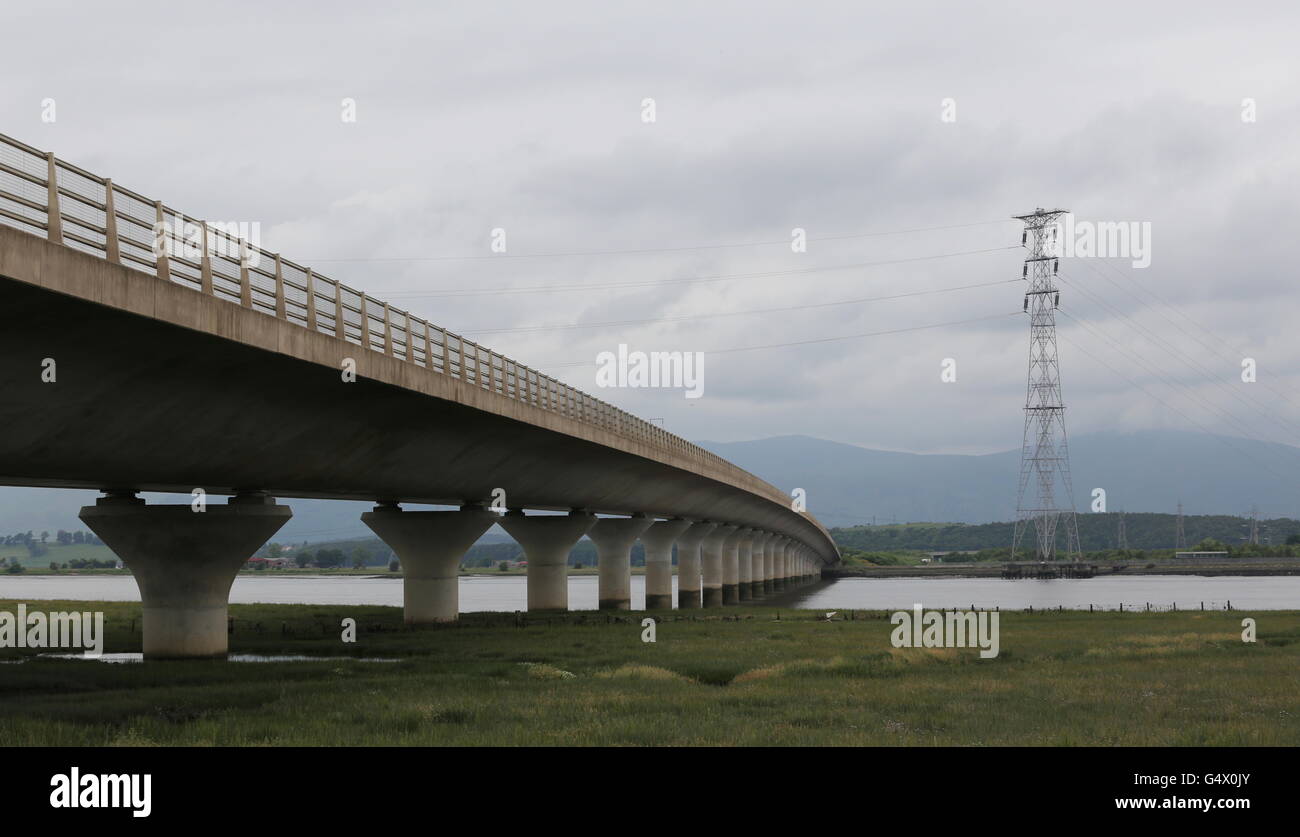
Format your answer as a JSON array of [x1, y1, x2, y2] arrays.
[[2, 573, 1298, 611]]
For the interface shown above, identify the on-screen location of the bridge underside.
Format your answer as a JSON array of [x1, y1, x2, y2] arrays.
[[0, 273, 824, 547]]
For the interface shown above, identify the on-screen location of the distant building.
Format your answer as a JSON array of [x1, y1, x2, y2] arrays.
[[1174, 551, 1230, 561]]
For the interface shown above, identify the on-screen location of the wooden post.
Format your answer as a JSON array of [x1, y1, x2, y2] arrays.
[[103, 178, 120, 264], [45, 152, 62, 244]]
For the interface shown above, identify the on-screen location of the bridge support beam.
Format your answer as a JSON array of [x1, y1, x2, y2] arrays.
[[79, 492, 291, 659], [722, 527, 745, 605], [589, 514, 653, 610], [361, 504, 497, 624], [639, 518, 690, 610], [673, 521, 715, 609], [498, 510, 596, 612], [736, 529, 754, 602], [701, 525, 735, 608]]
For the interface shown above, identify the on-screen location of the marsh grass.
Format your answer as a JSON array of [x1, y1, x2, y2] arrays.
[[1, 599, 1296, 745]]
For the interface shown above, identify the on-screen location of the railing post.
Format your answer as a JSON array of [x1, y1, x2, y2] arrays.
[[45, 152, 62, 244], [103, 178, 120, 264], [334, 282, 346, 339], [199, 221, 214, 295], [405, 318, 415, 362], [238, 240, 253, 307], [305, 268, 318, 329], [424, 321, 435, 370], [359, 294, 369, 349], [153, 201, 170, 282], [458, 337, 466, 381], [273, 254, 286, 319], [382, 303, 394, 356]]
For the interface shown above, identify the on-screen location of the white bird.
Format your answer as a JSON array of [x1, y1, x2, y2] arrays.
[[824, 612, 837, 621]]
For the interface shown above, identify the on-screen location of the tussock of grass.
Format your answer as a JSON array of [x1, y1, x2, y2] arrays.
[[595, 665, 692, 682]]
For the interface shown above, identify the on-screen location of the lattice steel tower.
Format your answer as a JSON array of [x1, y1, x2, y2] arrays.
[[1011, 208, 1082, 562]]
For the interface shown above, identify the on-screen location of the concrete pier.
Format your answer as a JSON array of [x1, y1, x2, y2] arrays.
[[639, 517, 690, 610], [588, 514, 652, 610], [498, 509, 596, 611], [361, 503, 497, 624], [772, 538, 786, 592], [701, 524, 735, 608], [736, 529, 754, 602], [752, 533, 769, 598], [722, 527, 744, 605], [674, 521, 715, 609], [79, 491, 291, 659]]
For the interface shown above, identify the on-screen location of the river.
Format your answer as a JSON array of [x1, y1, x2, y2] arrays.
[[3, 573, 1298, 611]]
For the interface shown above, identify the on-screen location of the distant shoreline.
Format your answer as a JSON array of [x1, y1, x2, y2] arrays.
[[828, 563, 1300, 579]]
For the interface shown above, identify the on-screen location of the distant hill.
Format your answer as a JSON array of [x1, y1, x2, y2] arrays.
[[832, 513, 1300, 553], [697, 430, 1300, 527], [3, 428, 1298, 539]]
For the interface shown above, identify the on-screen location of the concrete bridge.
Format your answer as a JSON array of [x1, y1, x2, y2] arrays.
[[0, 133, 836, 657]]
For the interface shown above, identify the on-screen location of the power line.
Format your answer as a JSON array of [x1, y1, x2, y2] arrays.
[[382, 245, 1021, 300], [463, 278, 1020, 336], [304, 218, 1014, 264], [537, 311, 1020, 369]]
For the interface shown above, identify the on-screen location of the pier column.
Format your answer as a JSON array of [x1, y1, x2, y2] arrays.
[[761, 533, 775, 594], [498, 509, 596, 612], [361, 503, 497, 624], [722, 527, 744, 605], [639, 518, 690, 610], [701, 524, 735, 608], [736, 529, 754, 602], [589, 514, 653, 610], [751, 533, 769, 598], [79, 491, 291, 659], [674, 521, 715, 609], [772, 538, 787, 592]]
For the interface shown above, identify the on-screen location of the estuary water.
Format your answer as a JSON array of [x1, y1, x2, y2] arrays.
[[3, 573, 1298, 611]]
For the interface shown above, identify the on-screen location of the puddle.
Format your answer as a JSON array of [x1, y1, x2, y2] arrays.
[[24, 653, 403, 664]]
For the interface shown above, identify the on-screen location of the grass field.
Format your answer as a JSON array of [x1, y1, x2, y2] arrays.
[[1, 599, 1297, 746]]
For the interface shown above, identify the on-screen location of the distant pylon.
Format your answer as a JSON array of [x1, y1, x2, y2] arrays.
[[1175, 502, 1186, 550], [1011, 208, 1082, 562], [1247, 506, 1260, 545], [1117, 509, 1128, 550]]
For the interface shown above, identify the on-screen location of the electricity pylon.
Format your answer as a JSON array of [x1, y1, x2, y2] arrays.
[[1011, 208, 1082, 562], [1175, 501, 1186, 550]]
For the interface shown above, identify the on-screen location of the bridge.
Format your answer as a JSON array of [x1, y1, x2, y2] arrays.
[[0, 133, 837, 657]]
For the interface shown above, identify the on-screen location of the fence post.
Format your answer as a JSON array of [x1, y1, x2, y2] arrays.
[[45, 152, 63, 244], [273, 254, 286, 319], [238, 240, 253, 307], [424, 321, 436, 371], [359, 294, 370, 349], [153, 201, 170, 281], [404, 317, 415, 363], [305, 268, 317, 329], [103, 178, 120, 264], [334, 282, 346, 339], [382, 302, 394, 356], [199, 221, 214, 295]]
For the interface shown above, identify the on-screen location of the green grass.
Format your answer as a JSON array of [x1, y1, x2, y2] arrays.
[[1, 599, 1297, 746]]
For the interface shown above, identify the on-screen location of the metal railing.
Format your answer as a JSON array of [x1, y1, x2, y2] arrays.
[[0, 133, 734, 474]]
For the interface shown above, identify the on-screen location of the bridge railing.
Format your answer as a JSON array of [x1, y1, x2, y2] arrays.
[[0, 134, 736, 475]]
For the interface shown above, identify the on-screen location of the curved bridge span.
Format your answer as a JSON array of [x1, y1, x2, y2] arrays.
[[0, 133, 836, 657]]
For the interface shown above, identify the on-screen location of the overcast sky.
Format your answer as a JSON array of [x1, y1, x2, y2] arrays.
[[3, 1, 1298, 458]]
